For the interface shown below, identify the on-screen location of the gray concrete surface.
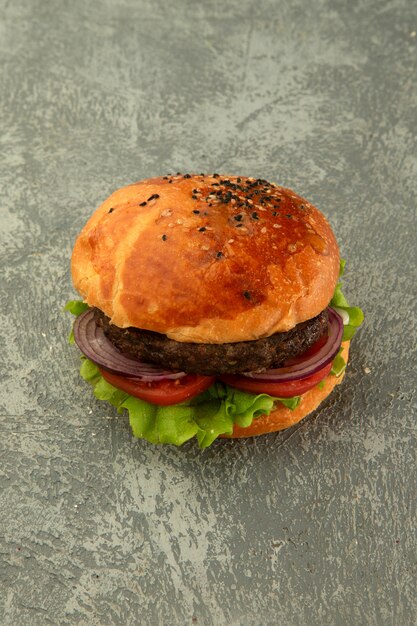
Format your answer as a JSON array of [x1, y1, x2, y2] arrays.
[[1, 0, 416, 624]]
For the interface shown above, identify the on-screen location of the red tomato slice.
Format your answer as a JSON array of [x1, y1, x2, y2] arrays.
[[99, 369, 215, 406], [220, 361, 332, 397]]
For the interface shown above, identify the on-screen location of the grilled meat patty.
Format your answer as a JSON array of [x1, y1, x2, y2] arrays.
[[94, 308, 328, 375]]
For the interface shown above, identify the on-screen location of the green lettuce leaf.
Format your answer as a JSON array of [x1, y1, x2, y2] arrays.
[[80, 357, 101, 384], [64, 300, 89, 344], [68, 329, 75, 345], [330, 260, 364, 340], [330, 351, 347, 377], [64, 300, 89, 316], [78, 358, 301, 448]]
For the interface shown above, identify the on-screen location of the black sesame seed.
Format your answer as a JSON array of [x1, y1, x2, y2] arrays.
[[213, 173, 219, 178], [162, 176, 169, 180], [147, 194, 160, 201], [223, 191, 232, 200], [162, 234, 167, 241], [183, 174, 191, 179], [198, 226, 206, 232], [108, 208, 115, 213], [251, 211, 259, 220], [216, 251, 223, 258], [286, 214, 293, 219], [168, 180, 173, 183], [139, 201, 147, 206], [243, 291, 251, 300], [234, 214, 243, 221], [272, 211, 278, 216], [236, 223, 244, 228], [193, 209, 200, 214]]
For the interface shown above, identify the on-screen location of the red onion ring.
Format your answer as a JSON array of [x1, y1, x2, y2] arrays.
[[73, 309, 188, 381], [242, 307, 343, 382]]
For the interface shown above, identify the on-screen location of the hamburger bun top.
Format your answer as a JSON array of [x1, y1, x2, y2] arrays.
[[71, 174, 339, 343]]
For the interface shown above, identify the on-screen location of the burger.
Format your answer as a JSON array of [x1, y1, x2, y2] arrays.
[[67, 174, 363, 448]]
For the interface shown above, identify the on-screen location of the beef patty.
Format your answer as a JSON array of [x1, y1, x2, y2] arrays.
[[94, 308, 329, 375]]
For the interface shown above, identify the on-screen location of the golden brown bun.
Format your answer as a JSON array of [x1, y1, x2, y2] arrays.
[[224, 341, 350, 438], [71, 174, 339, 343]]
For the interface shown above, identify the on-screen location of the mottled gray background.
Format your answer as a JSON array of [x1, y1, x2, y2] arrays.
[[1, 0, 416, 624]]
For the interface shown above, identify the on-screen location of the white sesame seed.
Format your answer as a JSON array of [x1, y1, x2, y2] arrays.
[[261, 227, 267, 234], [201, 245, 209, 251], [176, 219, 183, 224], [161, 209, 172, 217], [168, 222, 175, 228], [273, 224, 282, 229], [228, 239, 234, 244]]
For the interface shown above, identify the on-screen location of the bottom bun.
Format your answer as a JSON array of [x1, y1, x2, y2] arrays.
[[223, 341, 350, 438]]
